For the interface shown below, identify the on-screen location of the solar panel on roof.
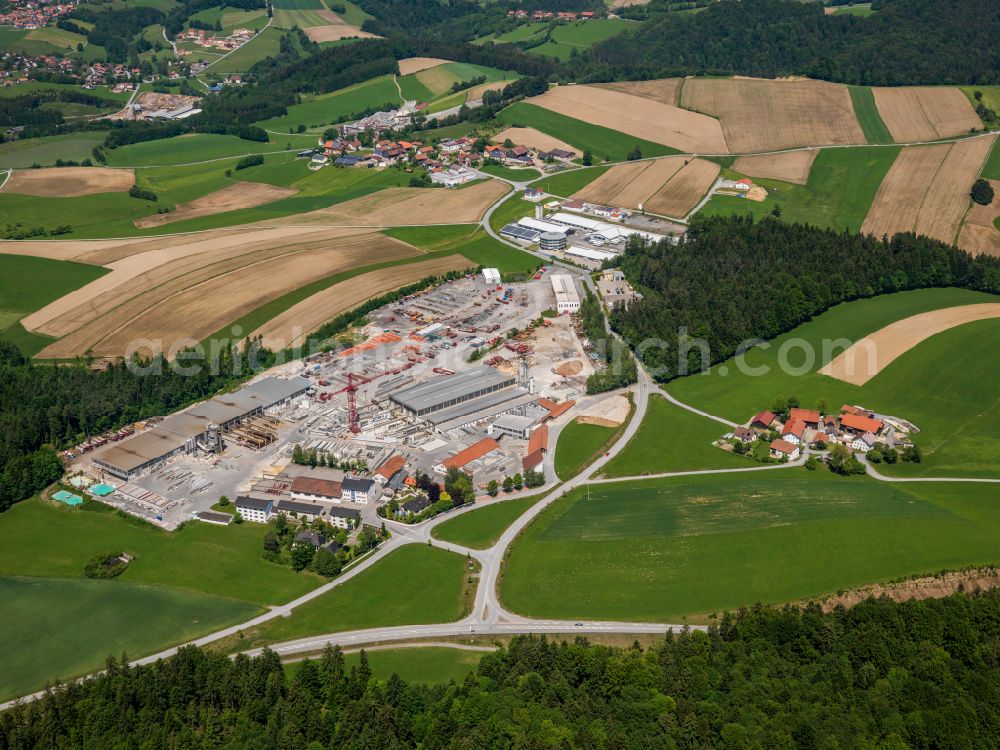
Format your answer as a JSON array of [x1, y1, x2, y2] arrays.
[[500, 224, 540, 241]]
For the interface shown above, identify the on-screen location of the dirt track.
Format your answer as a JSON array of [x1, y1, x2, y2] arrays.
[[134, 182, 297, 228], [958, 179, 1000, 257], [4, 167, 135, 197], [872, 86, 983, 142], [818, 303, 1000, 385], [494, 127, 577, 156], [680, 77, 866, 153], [252, 254, 472, 349], [528, 85, 729, 154], [397, 57, 452, 76], [274, 181, 509, 226], [731, 150, 818, 184]]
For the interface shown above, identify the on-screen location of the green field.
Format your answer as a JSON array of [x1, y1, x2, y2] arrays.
[[0, 82, 126, 102], [487, 190, 540, 234], [105, 133, 277, 167], [257, 75, 401, 133], [1, 576, 256, 701], [270, 0, 323, 7], [666, 288, 1000, 478], [554, 419, 619, 480], [700, 145, 900, 232], [848, 86, 894, 144], [288, 646, 486, 685], [205, 26, 284, 75], [601, 396, 749, 478], [230, 544, 473, 648], [498, 102, 680, 162], [383, 222, 539, 278], [432, 495, 540, 549], [400, 62, 516, 105], [480, 164, 541, 181], [530, 166, 608, 196], [0, 499, 321, 604], [0, 255, 108, 355], [981, 135, 1000, 180], [501, 471, 1000, 622], [0, 132, 108, 169], [0, 27, 62, 56], [529, 19, 637, 61], [274, 7, 330, 27], [831, 3, 875, 16], [487, 22, 548, 44]]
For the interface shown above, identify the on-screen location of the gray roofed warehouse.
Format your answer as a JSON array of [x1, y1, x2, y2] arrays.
[[389, 366, 516, 417]]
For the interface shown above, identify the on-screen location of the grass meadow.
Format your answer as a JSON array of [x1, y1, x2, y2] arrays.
[[206, 26, 284, 75], [104, 133, 278, 167], [848, 86, 894, 144], [501, 471, 1000, 622], [1, 576, 257, 701], [432, 495, 541, 549], [530, 166, 609, 196], [700, 145, 900, 232], [554, 419, 619, 480], [600, 396, 749, 478], [225, 545, 474, 650], [497, 102, 681, 162], [0, 255, 108, 355], [980, 135, 1000, 181], [287, 647, 486, 685], [257, 75, 401, 133], [529, 19, 637, 61], [666, 288, 1000, 478], [0, 132, 108, 169], [488, 191, 539, 233]]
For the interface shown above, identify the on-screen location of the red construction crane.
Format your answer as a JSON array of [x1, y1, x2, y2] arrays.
[[333, 372, 371, 433]]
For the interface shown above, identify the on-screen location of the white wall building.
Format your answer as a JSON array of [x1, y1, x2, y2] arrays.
[[550, 274, 581, 313], [482, 267, 502, 286], [235, 496, 273, 523], [342, 476, 378, 504]]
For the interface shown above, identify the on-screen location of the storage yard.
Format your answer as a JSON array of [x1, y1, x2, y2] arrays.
[[72, 270, 597, 530]]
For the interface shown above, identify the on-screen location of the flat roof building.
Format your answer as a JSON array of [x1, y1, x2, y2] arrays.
[[550, 274, 581, 313], [389, 366, 516, 418]]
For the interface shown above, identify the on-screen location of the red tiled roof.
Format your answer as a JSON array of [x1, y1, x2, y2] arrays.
[[840, 404, 870, 417], [539, 398, 575, 421], [522, 449, 543, 473], [841, 413, 884, 434], [789, 407, 821, 424], [290, 475, 342, 498], [374, 455, 405, 479], [528, 423, 548, 454], [443, 438, 500, 470], [782, 419, 806, 438], [770, 439, 798, 455], [751, 410, 776, 427]]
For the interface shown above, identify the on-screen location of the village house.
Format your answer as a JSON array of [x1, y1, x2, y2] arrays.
[[733, 426, 757, 444], [373, 455, 406, 485], [751, 410, 781, 431], [781, 419, 806, 445], [769, 439, 801, 461]]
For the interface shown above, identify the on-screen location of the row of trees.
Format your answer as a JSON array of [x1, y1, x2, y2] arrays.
[[578, 290, 638, 394], [610, 215, 1000, 380], [7, 590, 1000, 747]]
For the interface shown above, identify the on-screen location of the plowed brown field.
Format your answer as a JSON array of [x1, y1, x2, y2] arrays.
[[4, 167, 134, 196], [253, 254, 472, 348], [134, 182, 297, 228], [592, 78, 683, 107], [872, 87, 983, 142], [527, 85, 729, 154], [494, 127, 576, 156], [731, 150, 818, 184], [572, 157, 686, 209], [680, 78, 866, 153], [397, 57, 451, 76], [644, 158, 720, 218], [303, 11, 377, 42]]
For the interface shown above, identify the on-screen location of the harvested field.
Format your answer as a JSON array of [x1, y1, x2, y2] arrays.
[[0, 237, 150, 261], [464, 81, 511, 102], [277, 180, 509, 226], [527, 85, 728, 154], [862, 136, 994, 243], [818, 303, 1000, 385], [872, 86, 982, 142], [252, 254, 472, 348], [397, 57, 451, 76], [644, 158, 720, 218], [731, 150, 818, 184], [39, 232, 419, 359], [303, 13, 377, 42], [610, 0, 649, 6], [572, 157, 685, 209], [592, 78, 682, 107], [4, 167, 134, 197], [494, 127, 576, 155], [680, 78, 866, 153], [134, 182, 298, 228], [914, 135, 995, 243], [958, 179, 1000, 257], [22, 228, 346, 336]]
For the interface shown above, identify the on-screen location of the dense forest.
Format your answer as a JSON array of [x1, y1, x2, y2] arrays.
[[610, 216, 1000, 380], [588, 0, 1000, 85], [0, 341, 277, 513], [5, 591, 1000, 747]]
